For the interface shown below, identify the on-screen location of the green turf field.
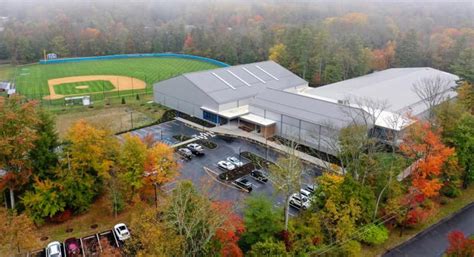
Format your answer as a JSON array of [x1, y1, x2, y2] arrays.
[[53, 80, 115, 95], [0, 64, 14, 81], [13, 58, 219, 102]]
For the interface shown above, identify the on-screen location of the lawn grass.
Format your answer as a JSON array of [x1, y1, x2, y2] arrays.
[[0, 64, 14, 81], [53, 80, 115, 95], [14, 58, 219, 100], [362, 185, 474, 256], [52, 96, 166, 138]]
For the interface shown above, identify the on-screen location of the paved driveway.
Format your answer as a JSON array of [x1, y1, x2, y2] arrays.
[[383, 202, 474, 257], [126, 120, 321, 215]]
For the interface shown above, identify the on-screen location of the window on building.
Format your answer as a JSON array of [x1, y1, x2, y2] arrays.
[[203, 111, 219, 123]]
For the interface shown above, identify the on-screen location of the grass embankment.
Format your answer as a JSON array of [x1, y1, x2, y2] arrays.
[[52, 96, 166, 138], [362, 185, 474, 256]]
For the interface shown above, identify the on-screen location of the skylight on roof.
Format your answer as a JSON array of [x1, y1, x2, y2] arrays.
[[212, 72, 236, 89], [242, 67, 266, 83], [255, 65, 279, 80], [227, 70, 251, 87]]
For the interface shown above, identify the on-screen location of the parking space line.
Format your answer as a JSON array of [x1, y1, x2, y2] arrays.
[[203, 167, 247, 193]]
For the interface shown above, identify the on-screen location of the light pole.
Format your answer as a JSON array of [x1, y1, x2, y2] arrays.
[[127, 108, 134, 129], [153, 182, 158, 209], [265, 137, 269, 160]]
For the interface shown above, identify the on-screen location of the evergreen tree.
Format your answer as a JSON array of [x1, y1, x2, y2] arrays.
[[29, 111, 59, 180], [395, 30, 424, 67], [451, 48, 474, 84]]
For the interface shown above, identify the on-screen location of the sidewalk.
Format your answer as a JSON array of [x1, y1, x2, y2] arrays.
[[175, 117, 341, 173]]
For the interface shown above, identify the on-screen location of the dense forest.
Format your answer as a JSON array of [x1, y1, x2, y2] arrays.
[[0, 0, 472, 85]]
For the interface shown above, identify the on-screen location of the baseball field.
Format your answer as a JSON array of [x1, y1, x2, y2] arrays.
[[13, 57, 220, 103]]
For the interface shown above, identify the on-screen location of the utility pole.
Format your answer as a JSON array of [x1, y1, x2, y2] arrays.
[[129, 109, 134, 129]]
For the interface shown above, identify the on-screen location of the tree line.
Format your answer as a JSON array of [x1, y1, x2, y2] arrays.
[[0, 0, 472, 85], [0, 82, 473, 256]]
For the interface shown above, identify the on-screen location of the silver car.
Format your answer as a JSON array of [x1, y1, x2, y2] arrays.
[[218, 161, 236, 171], [114, 223, 131, 241], [227, 156, 243, 167], [46, 241, 62, 257]]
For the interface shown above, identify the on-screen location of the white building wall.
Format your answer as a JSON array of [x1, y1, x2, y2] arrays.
[[247, 105, 338, 155], [153, 76, 219, 120], [219, 101, 238, 111]]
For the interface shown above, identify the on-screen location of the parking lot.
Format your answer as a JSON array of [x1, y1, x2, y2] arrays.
[[126, 120, 322, 216]]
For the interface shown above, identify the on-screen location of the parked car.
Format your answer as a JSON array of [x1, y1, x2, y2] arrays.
[[178, 147, 193, 159], [218, 161, 236, 171], [234, 177, 253, 192], [64, 238, 81, 256], [226, 156, 243, 167], [250, 169, 268, 183], [289, 193, 310, 210], [46, 241, 62, 257], [300, 188, 312, 198], [187, 143, 204, 155], [305, 184, 317, 193], [114, 223, 131, 241]]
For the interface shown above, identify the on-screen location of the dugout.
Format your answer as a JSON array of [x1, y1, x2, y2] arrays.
[[65, 95, 91, 106]]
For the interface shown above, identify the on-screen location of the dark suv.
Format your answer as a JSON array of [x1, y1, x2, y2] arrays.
[[233, 177, 253, 192], [250, 169, 268, 183]]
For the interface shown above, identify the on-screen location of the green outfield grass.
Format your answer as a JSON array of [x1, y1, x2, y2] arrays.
[[13, 58, 219, 102], [53, 80, 115, 95], [0, 64, 14, 81]]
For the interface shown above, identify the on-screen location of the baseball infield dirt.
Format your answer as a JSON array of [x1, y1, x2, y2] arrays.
[[43, 75, 146, 100]]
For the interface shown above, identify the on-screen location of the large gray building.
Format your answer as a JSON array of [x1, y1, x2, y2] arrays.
[[153, 61, 458, 154]]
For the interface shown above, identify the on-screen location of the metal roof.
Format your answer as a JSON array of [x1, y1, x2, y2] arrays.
[[240, 113, 276, 126], [251, 88, 361, 129], [300, 68, 459, 113], [181, 61, 307, 103]]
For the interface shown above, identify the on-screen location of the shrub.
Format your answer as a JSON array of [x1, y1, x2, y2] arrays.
[[360, 224, 389, 245], [341, 240, 361, 257], [136, 94, 140, 101], [441, 183, 462, 198], [121, 97, 126, 104], [440, 196, 450, 205], [50, 209, 73, 223], [197, 139, 217, 149], [446, 230, 474, 257]]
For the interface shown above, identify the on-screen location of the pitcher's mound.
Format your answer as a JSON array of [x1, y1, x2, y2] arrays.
[[76, 85, 89, 89]]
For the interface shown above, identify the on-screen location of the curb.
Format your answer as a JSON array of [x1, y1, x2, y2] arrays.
[[382, 201, 474, 256]]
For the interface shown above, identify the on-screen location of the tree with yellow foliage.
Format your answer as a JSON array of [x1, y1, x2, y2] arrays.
[[142, 142, 179, 207], [0, 207, 39, 254], [117, 134, 147, 201]]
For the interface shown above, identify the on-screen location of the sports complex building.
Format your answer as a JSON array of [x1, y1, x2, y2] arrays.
[[153, 61, 458, 155]]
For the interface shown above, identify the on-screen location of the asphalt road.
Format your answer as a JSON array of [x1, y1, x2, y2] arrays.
[[128, 120, 321, 216], [383, 202, 474, 257]]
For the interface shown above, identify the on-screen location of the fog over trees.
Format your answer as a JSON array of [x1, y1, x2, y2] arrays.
[[0, 0, 472, 85]]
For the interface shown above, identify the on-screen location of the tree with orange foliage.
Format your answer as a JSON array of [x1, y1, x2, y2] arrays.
[[62, 120, 118, 212], [213, 201, 245, 257], [0, 96, 40, 209], [446, 230, 474, 257], [370, 41, 396, 70], [400, 120, 454, 198], [0, 207, 40, 254], [183, 33, 194, 50]]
